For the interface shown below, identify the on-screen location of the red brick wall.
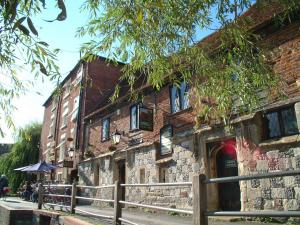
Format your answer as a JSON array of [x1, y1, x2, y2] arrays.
[[40, 100, 53, 160], [86, 86, 196, 157], [265, 21, 300, 98], [84, 59, 124, 115]]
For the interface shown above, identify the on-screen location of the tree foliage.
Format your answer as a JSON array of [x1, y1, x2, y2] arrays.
[[79, 0, 300, 125], [0, 123, 42, 192], [0, 0, 66, 135]]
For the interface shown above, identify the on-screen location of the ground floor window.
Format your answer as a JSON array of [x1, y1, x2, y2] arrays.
[[263, 105, 299, 139], [139, 168, 145, 184], [159, 167, 168, 183]]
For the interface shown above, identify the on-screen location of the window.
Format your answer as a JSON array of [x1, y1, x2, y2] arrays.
[[59, 134, 66, 162], [57, 173, 62, 182], [130, 105, 138, 130], [63, 82, 71, 99], [102, 118, 110, 141], [160, 125, 173, 155], [263, 105, 299, 140], [61, 101, 69, 129], [71, 96, 80, 121], [170, 81, 190, 113], [130, 104, 154, 131], [48, 118, 55, 138], [159, 167, 168, 183], [59, 142, 66, 162], [139, 168, 145, 184]]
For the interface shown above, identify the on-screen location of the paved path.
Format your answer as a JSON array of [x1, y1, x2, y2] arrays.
[[0, 198, 282, 225]]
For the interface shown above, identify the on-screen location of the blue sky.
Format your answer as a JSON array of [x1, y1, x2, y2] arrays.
[[0, 1, 89, 143], [0, 1, 217, 143]]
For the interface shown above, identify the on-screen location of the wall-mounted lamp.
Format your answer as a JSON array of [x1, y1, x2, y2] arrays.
[[112, 129, 122, 145]]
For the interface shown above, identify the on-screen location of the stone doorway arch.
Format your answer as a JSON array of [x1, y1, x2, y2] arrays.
[[206, 139, 241, 211]]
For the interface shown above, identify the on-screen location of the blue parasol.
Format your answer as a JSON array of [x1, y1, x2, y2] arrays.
[[19, 161, 58, 173]]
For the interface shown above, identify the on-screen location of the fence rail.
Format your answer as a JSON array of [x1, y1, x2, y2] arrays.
[[75, 196, 114, 203], [205, 211, 300, 217], [204, 170, 300, 184], [37, 169, 300, 225], [75, 208, 114, 219], [77, 184, 115, 189], [43, 194, 71, 198], [119, 200, 193, 215], [120, 182, 192, 187], [42, 184, 72, 188]]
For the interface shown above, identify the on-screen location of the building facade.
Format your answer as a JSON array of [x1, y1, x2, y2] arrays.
[[40, 57, 124, 183], [38, 5, 300, 215], [77, 6, 300, 214]]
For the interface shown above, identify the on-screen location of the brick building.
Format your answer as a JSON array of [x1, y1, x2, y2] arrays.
[[77, 5, 300, 213], [40, 57, 124, 183]]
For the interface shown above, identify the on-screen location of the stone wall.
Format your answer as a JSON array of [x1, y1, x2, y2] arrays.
[[238, 143, 300, 212], [79, 130, 199, 209]]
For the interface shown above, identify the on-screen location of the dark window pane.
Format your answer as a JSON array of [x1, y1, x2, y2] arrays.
[[266, 112, 281, 138], [281, 107, 299, 135], [102, 118, 110, 140], [180, 81, 189, 110], [130, 105, 137, 130], [170, 85, 180, 113]]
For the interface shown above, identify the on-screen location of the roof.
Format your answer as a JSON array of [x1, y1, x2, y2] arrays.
[[84, 3, 289, 120]]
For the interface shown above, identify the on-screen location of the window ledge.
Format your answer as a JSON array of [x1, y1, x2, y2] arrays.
[[259, 134, 300, 147], [63, 92, 70, 99], [129, 128, 139, 133], [47, 134, 53, 139], [101, 138, 110, 143], [60, 125, 67, 130], [156, 156, 173, 165], [170, 107, 192, 117]]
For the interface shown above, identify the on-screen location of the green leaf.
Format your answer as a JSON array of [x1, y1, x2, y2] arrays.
[[35, 61, 48, 75], [136, 9, 143, 24], [17, 24, 30, 36], [57, 0, 67, 21], [37, 41, 49, 47], [13, 17, 26, 30], [27, 17, 38, 36]]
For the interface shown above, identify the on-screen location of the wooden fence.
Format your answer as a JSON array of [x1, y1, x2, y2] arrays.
[[38, 170, 300, 225]]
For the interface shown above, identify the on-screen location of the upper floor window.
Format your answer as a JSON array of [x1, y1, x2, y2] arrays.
[[102, 118, 110, 141], [263, 105, 299, 140], [130, 104, 138, 130], [170, 81, 190, 113], [160, 125, 173, 156], [130, 104, 153, 131]]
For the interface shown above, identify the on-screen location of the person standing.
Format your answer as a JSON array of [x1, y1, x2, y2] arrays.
[[0, 175, 9, 199]]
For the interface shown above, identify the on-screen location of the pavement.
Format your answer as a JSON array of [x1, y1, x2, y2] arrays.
[[0, 197, 286, 225]]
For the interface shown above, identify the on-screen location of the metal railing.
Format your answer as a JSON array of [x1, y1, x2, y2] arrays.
[[37, 169, 300, 225], [38, 183, 72, 211]]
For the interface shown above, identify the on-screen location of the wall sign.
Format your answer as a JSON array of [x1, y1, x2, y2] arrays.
[[160, 125, 173, 155], [63, 160, 73, 168], [139, 106, 153, 131], [128, 138, 143, 146]]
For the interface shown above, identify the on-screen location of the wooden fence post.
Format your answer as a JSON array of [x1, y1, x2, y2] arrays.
[[70, 182, 77, 214], [113, 180, 122, 225], [193, 174, 208, 225], [37, 183, 43, 210]]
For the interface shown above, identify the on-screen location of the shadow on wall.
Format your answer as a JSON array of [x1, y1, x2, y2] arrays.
[[78, 169, 93, 186]]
